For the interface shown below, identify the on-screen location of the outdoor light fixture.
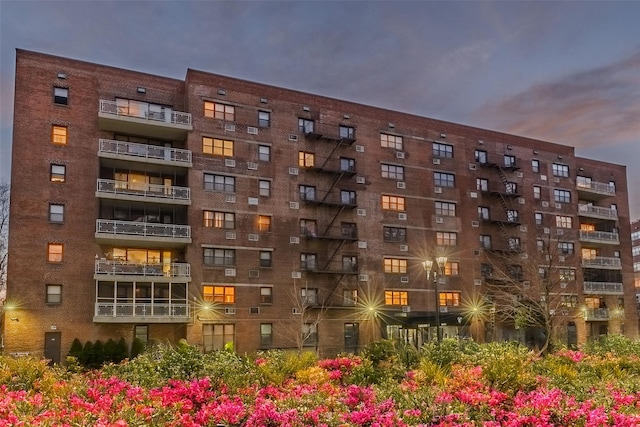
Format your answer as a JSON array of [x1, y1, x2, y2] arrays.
[[422, 256, 448, 344]]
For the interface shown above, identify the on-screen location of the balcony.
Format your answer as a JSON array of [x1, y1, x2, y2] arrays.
[[578, 205, 618, 220], [581, 257, 622, 269], [95, 219, 191, 247], [302, 124, 356, 144], [96, 179, 191, 205], [579, 230, 619, 245], [94, 301, 190, 323], [98, 100, 192, 140], [300, 193, 358, 209], [583, 281, 624, 295], [576, 179, 615, 200], [98, 139, 192, 167], [94, 259, 191, 281], [585, 308, 610, 321]]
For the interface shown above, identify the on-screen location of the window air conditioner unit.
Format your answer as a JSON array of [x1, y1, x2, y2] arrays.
[[398, 213, 407, 220], [439, 307, 448, 313], [436, 217, 444, 224], [289, 201, 299, 210], [247, 162, 258, 170], [469, 164, 477, 171], [289, 134, 298, 141], [292, 307, 301, 314], [560, 282, 567, 289], [225, 232, 236, 240], [433, 158, 441, 165], [290, 237, 300, 244], [357, 209, 367, 216], [247, 126, 258, 135], [249, 270, 260, 278], [470, 191, 478, 198], [434, 187, 442, 193], [402, 305, 411, 313], [554, 177, 560, 183], [396, 181, 406, 189], [400, 245, 408, 252], [358, 241, 368, 249], [400, 276, 409, 283], [225, 194, 236, 203], [249, 307, 260, 314], [474, 279, 482, 286], [520, 226, 527, 232], [355, 145, 365, 153], [540, 175, 547, 181], [519, 198, 525, 204], [225, 268, 236, 277], [288, 167, 299, 175], [516, 172, 524, 178], [225, 159, 236, 167], [358, 274, 369, 282], [471, 221, 479, 227], [224, 307, 236, 315], [224, 123, 236, 132], [248, 197, 259, 205], [542, 201, 549, 207], [291, 271, 301, 279], [248, 234, 259, 241], [356, 176, 366, 184], [396, 151, 405, 159]]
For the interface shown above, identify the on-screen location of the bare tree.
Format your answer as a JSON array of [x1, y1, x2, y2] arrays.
[[0, 182, 8, 301], [276, 279, 327, 353], [483, 232, 577, 355]]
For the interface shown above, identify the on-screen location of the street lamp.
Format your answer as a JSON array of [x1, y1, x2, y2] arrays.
[[422, 256, 447, 343]]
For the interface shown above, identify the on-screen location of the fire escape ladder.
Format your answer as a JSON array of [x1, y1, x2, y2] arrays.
[[322, 273, 349, 307], [322, 239, 347, 271], [322, 205, 346, 235]]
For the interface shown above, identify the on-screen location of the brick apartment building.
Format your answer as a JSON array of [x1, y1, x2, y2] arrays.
[[4, 49, 638, 362]]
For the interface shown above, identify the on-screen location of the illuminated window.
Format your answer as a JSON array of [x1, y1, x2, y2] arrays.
[[204, 101, 235, 121], [50, 164, 66, 183], [54, 87, 68, 105], [433, 142, 453, 158], [258, 111, 270, 127], [552, 163, 569, 177], [52, 125, 67, 145], [580, 223, 595, 231], [258, 215, 271, 232], [444, 262, 459, 276], [204, 174, 235, 192], [556, 216, 573, 228], [381, 195, 405, 211], [434, 172, 455, 188], [436, 232, 457, 246], [298, 151, 315, 167], [383, 258, 407, 274], [46, 284, 62, 304], [380, 133, 403, 150], [49, 204, 64, 222], [203, 248, 235, 266], [435, 201, 456, 216], [203, 285, 235, 304], [383, 226, 407, 242], [381, 164, 404, 180], [385, 291, 408, 305], [439, 292, 461, 307], [47, 243, 63, 263], [203, 137, 234, 157], [203, 211, 234, 229]]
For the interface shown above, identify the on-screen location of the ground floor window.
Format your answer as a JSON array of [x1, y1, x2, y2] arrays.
[[203, 323, 235, 352]]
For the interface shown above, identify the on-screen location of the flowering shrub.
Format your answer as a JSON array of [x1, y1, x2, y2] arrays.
[[3, 341, 640, 426]]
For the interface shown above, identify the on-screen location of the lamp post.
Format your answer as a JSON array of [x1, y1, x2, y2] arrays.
[[422, 256, 447, 344]]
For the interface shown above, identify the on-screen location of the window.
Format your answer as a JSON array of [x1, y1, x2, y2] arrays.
[[342, 256, 357, 272], [47, 243, 63, 263], [479, 235, 491, 249], [381, 195, 405, 211], [299, 185, 316, 201], [298, 118, 314, 133], [260, 324, 272, 347], [340, 125, 355, 139], [301, 288, 318, 305], [477, 178, 488, 191], [444, 262, 459, 276], [203, 248, 235, 266], [435, 201, 456, 217], [258, 145, 271, 162], [381, 164, 404, 180], [633, 246, 640, 257], [46, 284, 62, 304], [203, 211, 235, 229], [478, 206, 490, 220], [434, 172, 455, 188], [134, 325, 149, 345], [385, 291, 408, 305], [54, 87, 68, 105], [504, 155, 516, 168], [203, 324, 234, 352], [344, 323, 359, 352], [52, 125, 67, 145], [559, 268, 576, 281], [203, 285, 235, 304], [535, 212, 543, 225], [49, 204, 64, 222], [509, 265, 523, 280], [383, 258, 407, 274], [582, 248, 597, 259], [554, 189, 571, 203], [50, 164, 66, 183], [300, 219, 317, 236], [204, 101, 235, 121], [300, 253, 317, 270], [341, 222, 357, 238], [383, 226, 407, 242], [204, 174, 235, 192], [260, 251, 272, 268], [302, 323, 317, 347], [475, 150, 487, 164], [380, 133, 403, 150], [340, 157, 355, 172], [532, 159, 540, 173], [481, 263, 493, 277], [203, 137, 234, 157], [556, 215, 573, 228], [508, 237, 521, 251], [343, 289, 358, 306], [505, 182, 518, 194], [258, 111, 270, 127], [552, 163, 569, 177], [439, 292, 461, 307], [560, 295, 578, 308], [259, 180, 271, 197], [507, 210, 519, 223], [533, 186, 541, 199], [436, 232, 457, 246], [341, 190, 356, 205], [558, 242, 575, 255], [433, 142, 453, 158], [580, 223, 595, 231], [260, 287, 273, 304], [298, 151, 315, 167], [257, 215, 271, 232]]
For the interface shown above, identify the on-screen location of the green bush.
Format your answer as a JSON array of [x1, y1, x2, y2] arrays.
[[130, 337, 145, 358], [583, 334, 640, 357]]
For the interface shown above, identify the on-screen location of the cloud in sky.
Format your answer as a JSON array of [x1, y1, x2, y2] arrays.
[[474, 50, 640, 149]]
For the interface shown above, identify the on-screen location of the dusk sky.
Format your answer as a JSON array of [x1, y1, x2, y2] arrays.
[[1, 1, 638, 217]]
